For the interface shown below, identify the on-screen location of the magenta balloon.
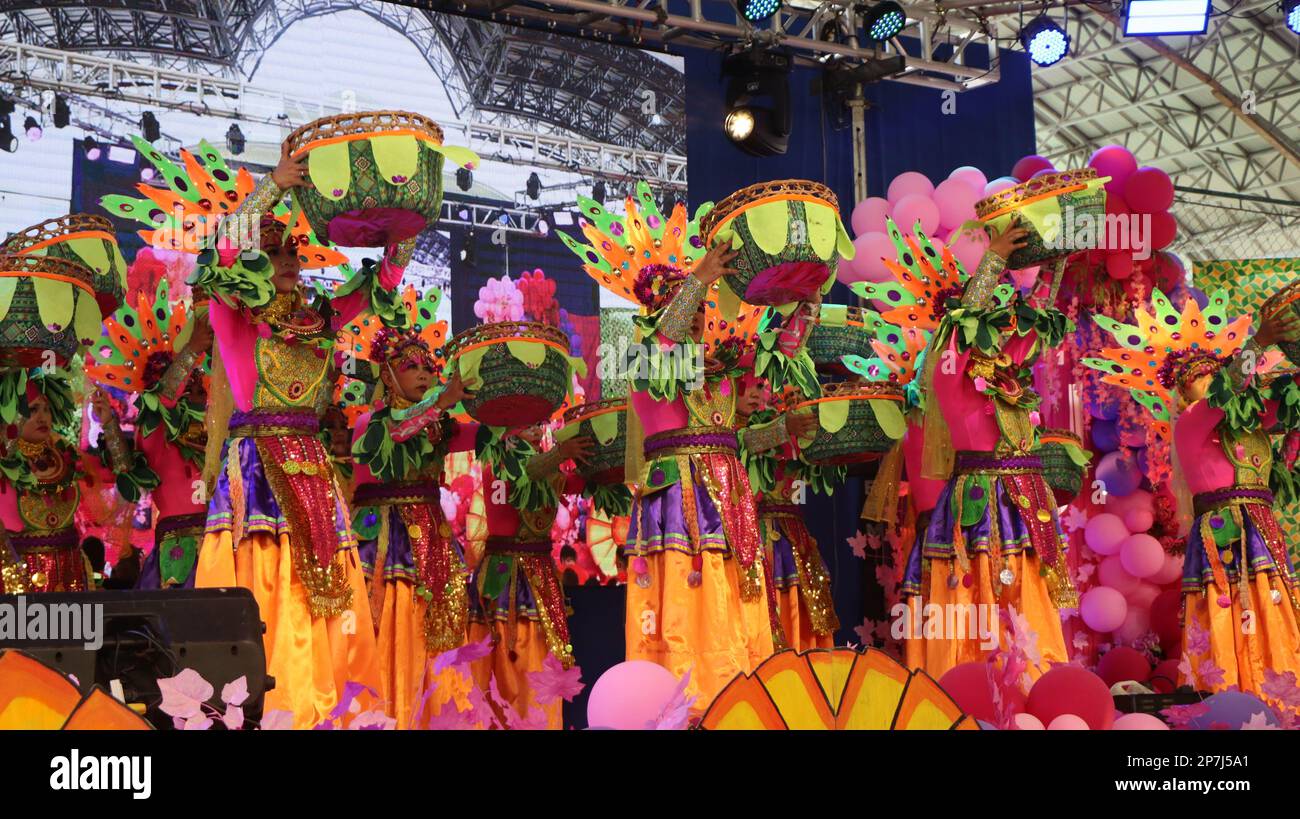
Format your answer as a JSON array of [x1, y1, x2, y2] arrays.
[[947, 166, 987, 196], [1107, 488, 1152, 518], [1127, 582, 1161, 613], [1084, 512, 1129, 556], [1113, 712, 1169, 730], [1148, 210, 1177, 250], [851, 196, 891, 236], [887, 171, 935, 206], [1120, 533, 1165, 579], [1097, 645, 1151, 686], [892, 193, 941, 236], [1116, 603, 1152, 643], [1088, 145, 1138, 195], [1123, 167, 1175, 214], [1047, 714, 1090, 730], [1150, 553, 1184, 586], [1098, 555, 1140, 595], [840, 231, 898, 286], [1123, 507, 1154, 533], [1105, 252, 1134, 280], [932, 178, 979, 230], [946, 226, 989, 271], [1080, 585, 1128, 632], [1012, 155, 1055, 182], [983, 176, 1019, 197], [586, 660, 682, 730]]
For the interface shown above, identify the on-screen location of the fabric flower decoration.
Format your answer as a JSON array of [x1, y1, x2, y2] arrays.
[[474, 275, 525, 323]]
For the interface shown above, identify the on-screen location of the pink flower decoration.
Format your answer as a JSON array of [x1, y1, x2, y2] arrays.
[[473, 274, 525, 323], [527, 654, 585, 706], [973, 376, 988, 393], [158, 668, 213, 719]]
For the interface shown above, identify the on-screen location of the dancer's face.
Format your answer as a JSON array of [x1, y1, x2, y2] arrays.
[[265, 236, 301, 293], [19, 397, 52, 443], [738, 380, 768, 416], [323, 408, 351, 457], [389, 355, 436, 402]]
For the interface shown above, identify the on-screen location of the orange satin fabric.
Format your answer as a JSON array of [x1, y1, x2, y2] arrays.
[[467, 621, 560, 729], [1181, 577, 1300, 698], [777, 587, 834, 652], [372, 578, 462, 730], [625, 549, 774, 711], [195, 531, 380, 728], [903, 552, 1067, 683]]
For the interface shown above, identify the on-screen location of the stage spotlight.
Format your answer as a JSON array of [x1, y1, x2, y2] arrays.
[[735, 0, 782, 23], [82, 136, 101, 160], [723, 47, 792, 157], [141, 112, 160, 142], [226, 123, 245, 155], [1123, 0, 1211, 36], [1285, 0, 1300, 34], [861, 1, 906, 42], [23, 116, 42, 142], [1021, 16, 1070, 66], [526, 171, 541, 200], [536, 215, 550, 236], [53, 95, 70, 129], [456, 167, 473, 191], [459, 232, 477, 265], [592, 180, 607, 205]]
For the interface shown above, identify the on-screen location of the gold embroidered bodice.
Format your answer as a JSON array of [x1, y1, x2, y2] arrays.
[[16, 442, 79, 533], [1221, 427, 1272, 489], [252, 295, 334, 412], [684, 374, 737, 429]]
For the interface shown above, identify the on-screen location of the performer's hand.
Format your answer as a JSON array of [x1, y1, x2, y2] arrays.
[[1256, 309, 1300, 349], [435, 369, 474, 410], [785, 409, 818, 439], [556, 435, 595, 464], [271, 143, 311, 189], [89, 388, 116, 425], [692, 243, 739, 287], [184, 313, 214, 355], [987, 214, 1029, 260]]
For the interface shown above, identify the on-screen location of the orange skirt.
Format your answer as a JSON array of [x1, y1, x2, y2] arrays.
[[904, 552, 1067, 683], [1181, 576, 1300, 701], [468, 620, 561, 729], [625, 550, 774, 711], [195, 531, 380, 729], [778, 587, 835, 652]]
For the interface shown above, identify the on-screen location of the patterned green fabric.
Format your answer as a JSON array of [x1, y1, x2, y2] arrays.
[[801, 398, 902, 465], [719, 198, 841, 305], [599, 309, 637, 399]]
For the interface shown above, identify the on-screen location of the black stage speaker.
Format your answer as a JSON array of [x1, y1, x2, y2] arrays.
[[0, 588, 270, 729]]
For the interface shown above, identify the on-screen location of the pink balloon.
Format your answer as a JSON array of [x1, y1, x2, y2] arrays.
[[1150, 553, 1184, 586], [851, 197, 891, 236], [1106, 489, 1152, 519], [1098, 555, 1140, 595], [1148, 210, 1177, 250], [1113, 712, 1169, 730], [1123, 507, 1154, 533], [945, 227, 990, 272], [982, 176, 1019, 197], [1124, 167, 1175, 214], [1080, 586, 1128, 633], [892, 193, 941, 236], [1127, 582, 1161, 613], [887, 171, 935, 206], [1084, 513, 1129, 556], [1088, 145, 1138, 195], [932, 178, 979, 230], [586, 661, 683, 730], [1048, 714, 1091, 730], [1106, 252, 1134, 280], [1120, 533, 1165, 579], [1116, 603, 1152, 644], [839, 231, 897, 285], [947, 166, 987, 196], [1012, 155, 1055, 182], [1012, 712, 1045, 730]]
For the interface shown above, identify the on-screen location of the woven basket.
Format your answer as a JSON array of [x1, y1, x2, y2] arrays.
[[702, 179, 840, 305], [806, 305, 874, 374], [447, 321, 571, 427], [560, 399, 627, 485], [1035, 429, 1085, 506], [794, 381, 904, 465], [0, 254, 97, 367], [285, 110, 447, 248], [3, 213, 126, 316], [1260, 280, 1300, 365], [975, 169, 1106, 269]]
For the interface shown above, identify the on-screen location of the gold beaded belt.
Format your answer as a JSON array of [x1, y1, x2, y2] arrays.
[[643, 426, 738, 459], [230, 408, 320, 438]]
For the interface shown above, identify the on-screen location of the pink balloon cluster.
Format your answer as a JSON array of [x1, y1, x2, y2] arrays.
[[841, 166, 991, 285]]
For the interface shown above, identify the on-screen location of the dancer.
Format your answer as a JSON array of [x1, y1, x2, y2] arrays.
[[1086, 289, 1300, 698], [85, 281, 213, 589], [0, 369, 89, 593], [184, 145, 399, 727], [887, 215, 1077, 680], [469, 425, 592, 728], [349, 307, 474, 728]]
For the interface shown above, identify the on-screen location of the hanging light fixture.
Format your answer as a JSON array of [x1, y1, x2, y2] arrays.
[[1021, 15, 1070, 67]]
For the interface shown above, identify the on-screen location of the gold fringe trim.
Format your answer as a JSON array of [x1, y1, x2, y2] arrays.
[[862, 440, 904, 526]]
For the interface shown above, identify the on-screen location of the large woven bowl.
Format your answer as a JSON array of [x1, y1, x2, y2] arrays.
[[559, 398, 626, 485], [794, 381, 905, 466], [4, 213, 126, 317], [806, 305, 875, 375], [446, 321, 571, 427], [1260, 280, 1300, 366], [702, 179, 845, 306], [285, 110, 447, 248], [975, 169, 1106, 269], [1034, 429, 1086, 506], [0, 254, 99, 367]]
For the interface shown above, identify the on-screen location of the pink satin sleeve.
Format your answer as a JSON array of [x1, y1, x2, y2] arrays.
[[447, 419, 479, 453], [933, 336, 999, 452], [1175, 398, 1279, 495], [0, 482, 20, 532], [631, 390, 689, 437], [141, 429, 205, 518], [902, 421, 944, 513], [209, 301, 258, 412]]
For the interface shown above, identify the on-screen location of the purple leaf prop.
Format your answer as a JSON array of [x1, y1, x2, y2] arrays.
[[221, 676, 249, 707], [222, 705, 245, 731], [527, 655, 584, 705], [158, 668, 214, 719]]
